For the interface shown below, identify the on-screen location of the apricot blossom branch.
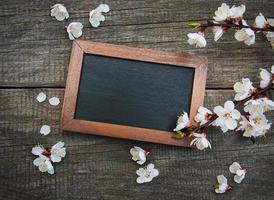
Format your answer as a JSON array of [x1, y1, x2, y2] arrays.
[[173, 66, 274, 150], [187, 3, 274, 47]]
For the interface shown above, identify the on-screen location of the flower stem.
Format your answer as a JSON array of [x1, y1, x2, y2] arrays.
[[199, 20, 274, 32]]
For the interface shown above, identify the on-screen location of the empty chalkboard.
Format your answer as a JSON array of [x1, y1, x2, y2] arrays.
[[61, 40, 207, 147], [75, 54, 194, 131]]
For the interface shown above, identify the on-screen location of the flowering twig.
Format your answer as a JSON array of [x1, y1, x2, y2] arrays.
[[187, 3, 274, 47], [193, 77, 273, 133], [174, 66, 274, 150], [199, 20, 274, 33]]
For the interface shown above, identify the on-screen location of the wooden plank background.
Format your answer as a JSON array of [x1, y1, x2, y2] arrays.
[[0, 0, 274, 199]]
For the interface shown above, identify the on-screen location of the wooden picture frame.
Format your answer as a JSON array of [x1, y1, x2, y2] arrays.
[[61, 40, 208, 147]]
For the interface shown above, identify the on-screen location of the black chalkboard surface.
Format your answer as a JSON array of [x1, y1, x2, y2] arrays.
[[75, 54, 194, 131], [61, 40, 207, 147]]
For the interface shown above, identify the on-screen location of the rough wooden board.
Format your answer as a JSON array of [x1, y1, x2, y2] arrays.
[[0, 0, 274, 87], [1, 89, 274, 200]]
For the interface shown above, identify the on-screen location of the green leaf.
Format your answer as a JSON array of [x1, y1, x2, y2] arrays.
[[174, 131, 185, 139], [189, 22, 201, 29]]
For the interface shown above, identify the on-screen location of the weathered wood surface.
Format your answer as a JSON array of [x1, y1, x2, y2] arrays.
[[0, 0, 274, 88], [0, 0, 274, 200], [1, 89, 274, 200]]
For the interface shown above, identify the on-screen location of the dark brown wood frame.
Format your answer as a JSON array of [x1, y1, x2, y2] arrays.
[[61, 40, 208, 147]]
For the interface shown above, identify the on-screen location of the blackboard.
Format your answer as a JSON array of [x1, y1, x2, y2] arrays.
[[75, 54, 194, 131], [61, 40, 207, 147]]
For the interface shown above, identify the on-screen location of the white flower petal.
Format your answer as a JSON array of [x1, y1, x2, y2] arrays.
[[32, 146, 44, 156], [136, 168, 146, 176], [33, 157, 44, 166], [36, 92, 46, 103], [212, 26, 223, 42], [150, 169, 159, 178], [187, 33, 207, 48], [51, 154, 61, 163], [213, 106, 225, 117], [50, 4, 69, 21], [224, 101, 235, 112], [49, 97, 60, 106], [67, 22, 83, 40], [91, 19, 100, 28], [213, 3, 230, 22], [255, 13, 266, 28], [40, 125, 51, 135], [234, 174, 245, 183], [229, 4, 245, 18], [96, 4, 110, 13], [53, 141, 64, 149], [225, 118, 237, 130], [229, 162, 241, 174], [217, 175, 227, 185], [231, 109, 241, 119], [147, 163, 154, 171], [271, 65, 274, 74]]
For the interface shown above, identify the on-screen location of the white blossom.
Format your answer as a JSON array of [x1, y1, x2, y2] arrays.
[[237, 116, 255, 137], [244, 97, 274, 114], [237, 113, 271, 138], [234, 20, 255, 46], [260, 65, 274, 88], [229, 5, 246, 19], [136, 163, 159, 184], [214, 101, 241, 132], [213, 3, 231, 22], [50, 141, 66, 163], [36, 92, 46, 103], [254, 13, 267, 29], [49, 96, 60, 106], [212, 26, 223, 42], [215, 175, 231, 194], [173, 112, 190, 131], [67, 22, 83, 40], [187, 33, 207, 48], [130, 146, 148, 165], [229, 162, 247, 183], [213, 3, 245, 22], [190, 133, 211, 150], [248, 113, 271, 137], [194, 106, 213, 125], [233, 78, 254, 101], [89, 4, 110, 28], [40, 125, 51, 136], [50, 4, 69, 21], [33, 155, 54, 174]]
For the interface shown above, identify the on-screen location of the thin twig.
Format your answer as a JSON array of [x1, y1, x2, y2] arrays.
[[199, 20, 274, 32]]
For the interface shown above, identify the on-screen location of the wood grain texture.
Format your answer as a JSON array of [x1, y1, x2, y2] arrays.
[[0, 0, 274, 87], [1, 0, 274, 199], [1, 89, 274, 200]]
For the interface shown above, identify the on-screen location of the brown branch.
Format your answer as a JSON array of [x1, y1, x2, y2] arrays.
[[186, 76, 273, 134], [199, 20, 274, 32]]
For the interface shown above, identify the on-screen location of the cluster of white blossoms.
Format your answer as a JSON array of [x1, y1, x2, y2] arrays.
[[174, 65, 274, 150], [50, 3, 110, 40], [187, 3, 274, 48], [32, 142, 66, 174], [215, 162, 247, 194], [130, 146, 159, 184]]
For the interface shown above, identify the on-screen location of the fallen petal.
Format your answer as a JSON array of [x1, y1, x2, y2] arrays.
[[49, 97, 60, 106], [40, 125, 51, 135], [36, 92, 46, 102]]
